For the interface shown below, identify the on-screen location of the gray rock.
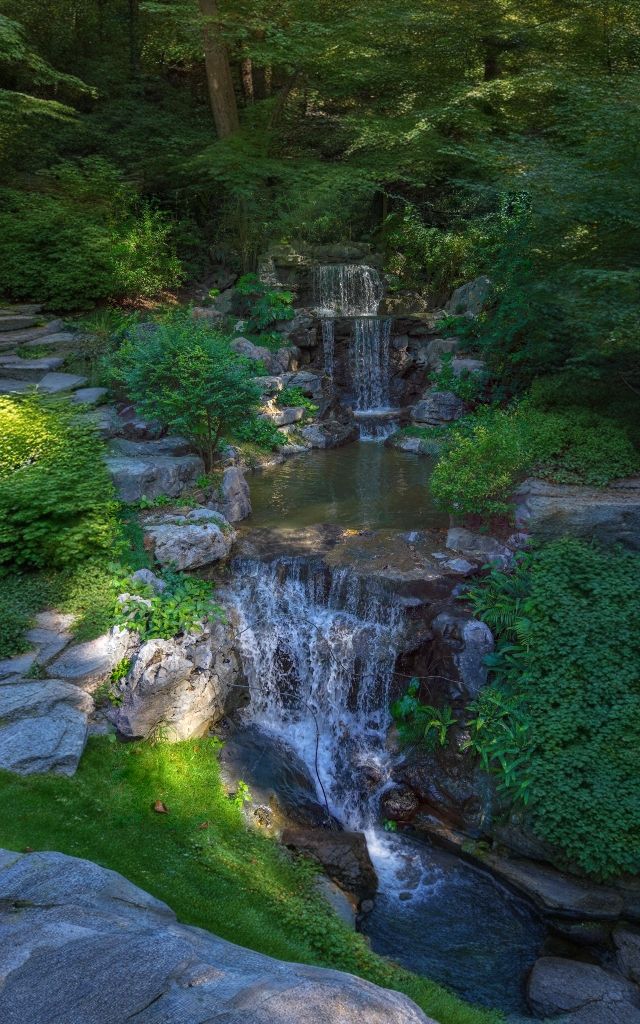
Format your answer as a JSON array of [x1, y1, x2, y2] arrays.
[[144, 508, 235, 569], [445, 276, 492, 316], [105, 454, 204, 502], [0, 354, 64, 379], [443, 558, 476, 575], [38, 372, 88, 393], [0, 849, 431, 1024], [261, 405, 305, 427], [485, 858, 624, 919], [70, 387, 108, 406], [81, 405, 121, 438], [220, 465, 251, 523], [0, 314, 39, 331], [514, 476, 640, 549], [451, 357, 486, 377], [379, 786, 420, 822], [23, 331, 80, 348], [115, 406, 164, 440], [0, 613, 74, 679], [0, 679, 93, 775], [527, 957, 640, 1020], [48, 630, 133, 692], [0, 378, 33, 394], [446, 527, 513, 568], [0, 319, 63, 345], [412, 390, 465, 425], [130, 568, 167, 594], [282, 828, 378, 901], [300, 420, 358, 449], [108, 435, 192, 458], [615, 927, 640, 984], [431, 613, 494, 698], [112, 621, 242, 741]]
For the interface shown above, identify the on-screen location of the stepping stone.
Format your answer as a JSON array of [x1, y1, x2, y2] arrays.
[[0, 355, 64, 380], [48, 631, 131, 692], [23, 332, 79, 348], [38, 372, 88, 393], [0, 379, 33, 394], [0, 304, 43, 315], [0, 678, 93, 776], [80, 405, 121, 438], [0, 314, 40, 332], [0, 319, 64, 345], [71, 387, 108, 407]]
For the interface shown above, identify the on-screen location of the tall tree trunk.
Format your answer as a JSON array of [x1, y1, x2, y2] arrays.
[[241, 53, 254, 104], [128, 0, 140, 77], [198, 0, 240, 138]]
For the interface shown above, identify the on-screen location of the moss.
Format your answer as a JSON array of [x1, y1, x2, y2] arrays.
[[0, 739, 502, 1024]]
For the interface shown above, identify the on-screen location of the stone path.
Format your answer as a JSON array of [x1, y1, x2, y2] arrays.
[[0, 305, 88, 396]]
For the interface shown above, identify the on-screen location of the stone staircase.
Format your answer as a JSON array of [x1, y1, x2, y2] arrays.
[[0, 304, 89, 397]]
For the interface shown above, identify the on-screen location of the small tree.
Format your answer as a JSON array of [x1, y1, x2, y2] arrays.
[[112, 316, 261, 470]]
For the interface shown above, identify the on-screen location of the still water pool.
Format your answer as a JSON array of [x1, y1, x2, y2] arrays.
[[247, 443, 448, 531]]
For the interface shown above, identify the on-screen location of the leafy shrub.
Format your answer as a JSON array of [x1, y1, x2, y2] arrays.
[[276, 387, 318, 415], [0, 160, 182, 310], [111, 314, 261, 470], [235, 273, 295, 330], [0, 394, 118, 569], [391, 678, 456, 750], [234, 416, 286, 451], [429, 353, 486, 403], [115, 569, 222, 641], [431, 403, 639, 517], [462, 540, 640, 879]]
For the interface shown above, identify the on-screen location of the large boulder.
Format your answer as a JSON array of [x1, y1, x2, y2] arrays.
[[282, 828, 378, 901], [231, 337, 297, 375], [0, 849, 431, 1024], [106, 454, 204, 502], [0, 679, 93, 776], [143, 508, 235, 570], [430, 612, 494, 699], [527, 957, 640, 1022], [112, 621, 244, 741], [412, 390, 465, 425], [219, 465, 252, 522], [514, 477, 640, 549], [615, 927, 640, 985], [445, 276, 492, 317]]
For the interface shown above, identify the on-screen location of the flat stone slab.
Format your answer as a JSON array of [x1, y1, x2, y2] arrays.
[[0, 304, 42, 315], [0, 355, 64, 379], [0, 319, 64, 344], [514, 476, 640, 549], [527, 957, 640, 1021], [485, 856, 625, 920], [48, 630, 132, 692], [0, 379, 32, 394], [105, 453, 205, 502], [0, 679, 93, 776], [37, 372, 88, 393], [23, 332, 79, 348], [0, 314, 39, 332], [70, 387, 109, 406], [108, 436, 193, 458], [0, 850, 431, 1024]]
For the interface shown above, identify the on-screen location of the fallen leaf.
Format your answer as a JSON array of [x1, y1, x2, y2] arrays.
[[197, 821, 209, 830], [23, 846, 34, 853], [153, 800, 169, 814]]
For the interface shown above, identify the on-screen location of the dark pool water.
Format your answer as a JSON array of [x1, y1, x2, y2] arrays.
[[247, 443, 448, 531]]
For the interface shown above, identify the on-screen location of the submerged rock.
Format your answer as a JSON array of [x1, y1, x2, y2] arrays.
[[0, 849, 432, 1024]]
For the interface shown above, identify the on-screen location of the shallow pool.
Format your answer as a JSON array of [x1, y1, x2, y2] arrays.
[[247, 443, 448, 531]]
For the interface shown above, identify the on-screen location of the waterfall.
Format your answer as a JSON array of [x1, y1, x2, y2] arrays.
[[312, 264, 393, 419], [231, 557, 404, 828]]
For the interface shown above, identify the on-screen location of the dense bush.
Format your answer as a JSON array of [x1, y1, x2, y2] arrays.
[[431, 402, 639, 517], [235, 274, 295, 330], [464, 540, 640, 879], [0, 394, 118, 569], [234, 416, 286, 451], [0, 160, 182, 310], [111, 315, 261, 470], [429, 352, 487, 403], [116, 570, 223, 641]]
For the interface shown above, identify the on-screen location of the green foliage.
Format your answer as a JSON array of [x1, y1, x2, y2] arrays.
[[0, 394, 118, 569], [0, 739, 500, 1024], [431, 402, 639, 517], [0, 160, 182, 310], [111, 314, 261, 470], [235, 274, 295, 330], [276, 386, 318, 415], [391, 678, 456, 751], [463, 540, 640, 879], [234, 416, 286, 451], [231, 780, 252, 809], [70, 307, 140, 384], [429, 353, 487, 403], [115, 570, 223, 641]]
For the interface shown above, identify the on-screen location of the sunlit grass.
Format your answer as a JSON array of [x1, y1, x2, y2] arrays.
[[0, 738, 503, 1024]]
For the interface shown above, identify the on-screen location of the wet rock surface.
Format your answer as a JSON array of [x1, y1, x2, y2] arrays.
[[527, 957, 640, 1022], [515, 476, 640, 549], [282, 828, 378, 901]]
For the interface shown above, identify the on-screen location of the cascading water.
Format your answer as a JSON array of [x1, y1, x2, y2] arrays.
[[229, 554, 545, 1018], [312, 264, 395, 436], [231, 556, 403, 827]]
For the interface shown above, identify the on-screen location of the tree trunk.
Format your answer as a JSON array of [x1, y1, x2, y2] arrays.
[[198, 0, 240, 138], [241, 54, 254, 104]]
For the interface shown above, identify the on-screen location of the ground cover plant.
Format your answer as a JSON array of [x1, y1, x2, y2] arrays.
[[0, 738, 502, 1024]]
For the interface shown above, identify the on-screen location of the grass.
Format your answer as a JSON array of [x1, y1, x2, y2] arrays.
[[0, 738, 502, 1024]]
